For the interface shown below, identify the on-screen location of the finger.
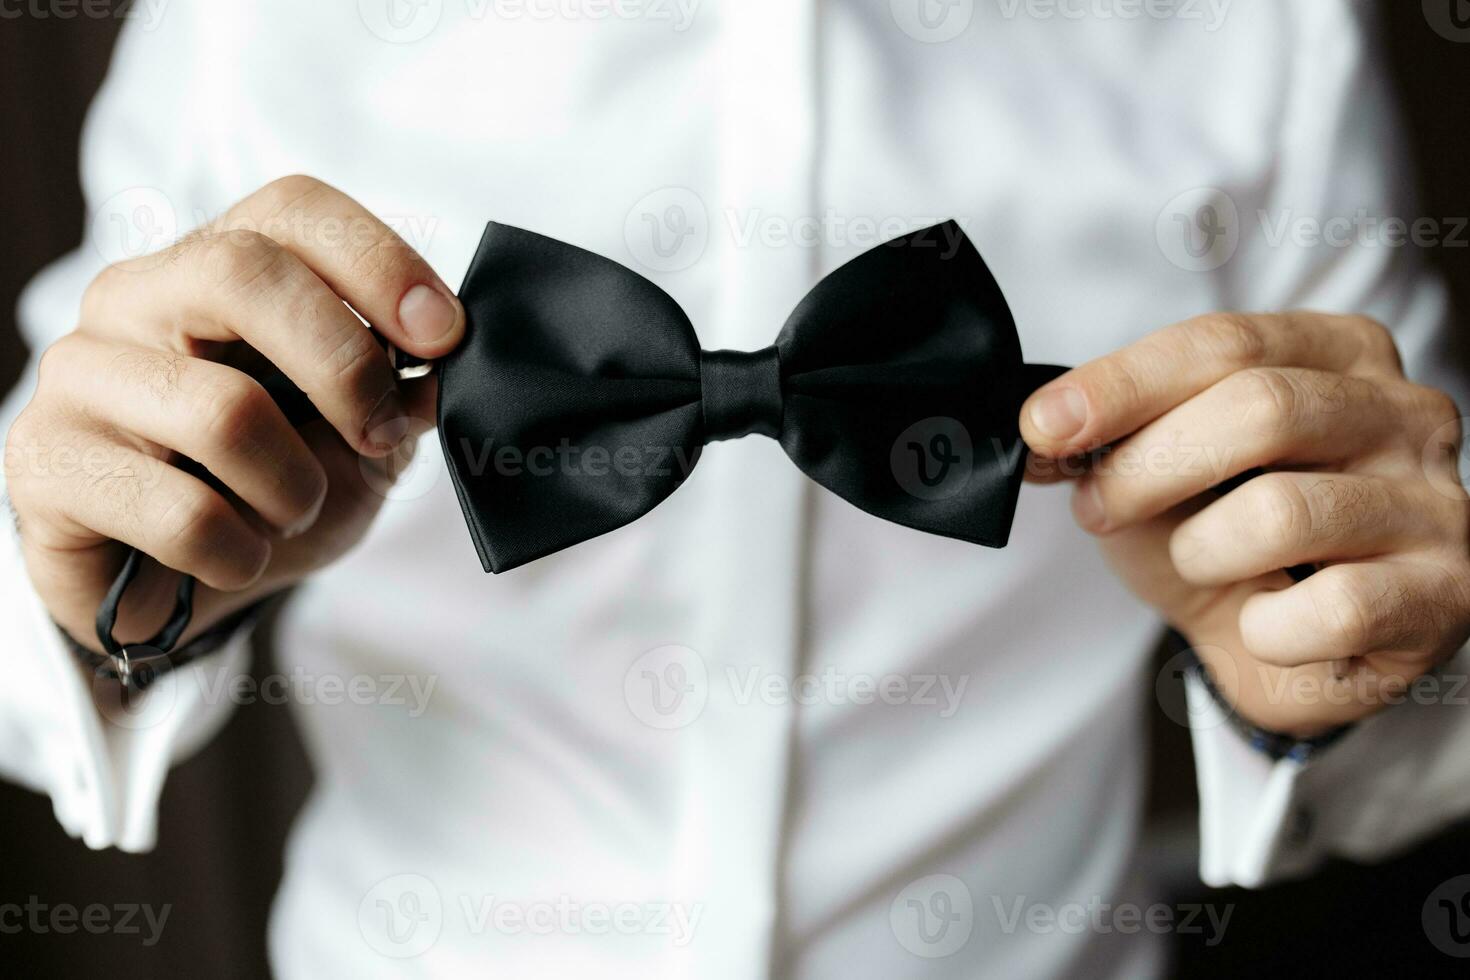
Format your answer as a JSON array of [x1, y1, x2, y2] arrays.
[[222, 175, 464, 356], [1238, 560, 1453, 666], [82, 229, 407, 457], [35, 439, 273, 592], [50, 335, 329, 536], [1076, 368, 1407, 531], [1021, 312, 1404, 458], [1169, 472, 1441, 586], [1024, 450, 1093, 485], [1206, 652, 1427, 735]]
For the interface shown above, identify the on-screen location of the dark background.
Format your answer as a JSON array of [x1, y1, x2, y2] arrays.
[[0, 4, 1467, 977]]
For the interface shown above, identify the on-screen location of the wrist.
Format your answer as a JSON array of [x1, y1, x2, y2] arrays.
[[1169, 630, 1356, 760], [56, 598, 264, 693]]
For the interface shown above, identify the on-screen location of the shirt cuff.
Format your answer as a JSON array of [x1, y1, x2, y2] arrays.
[[1188, 643, 1470, 888], [0, 511, 254, 852]]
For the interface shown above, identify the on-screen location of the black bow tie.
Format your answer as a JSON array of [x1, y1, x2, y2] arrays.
[[91, 219, 1062, 680], [440, 220, 1064, 572]]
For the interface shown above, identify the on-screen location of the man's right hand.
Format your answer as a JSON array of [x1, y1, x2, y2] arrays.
[[4, 175, 464, 653]]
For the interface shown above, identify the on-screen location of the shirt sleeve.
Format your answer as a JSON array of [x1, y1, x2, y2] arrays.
[[0, 8, 252, 853], [1189, 0, 1470, 888]]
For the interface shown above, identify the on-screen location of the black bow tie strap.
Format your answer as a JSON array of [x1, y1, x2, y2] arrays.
[[440, 220, 1066, 573]]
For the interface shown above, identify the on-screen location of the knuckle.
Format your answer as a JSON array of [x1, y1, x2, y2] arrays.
[[1193, 313, 1268, 368], [160, 488, 233, 553], [200, 376, 272, 451], [90, 451, 151, 526], [200, 230, 290, 294], [1413, 383, 1462, 429], [344, 232, 416, 286], [79, 264, 125, 323], [34, 335, 79, 389], [172, 506, 266, 588], [255, 174, 329, 217], [318, 325, 388, 403], [111, 346, 188, 402], [1311, 573, 1377, 651], [1089, 358, 1143, 422], [1311, 371, 1362, 416], [1301, 476, 1375, 543], [1351, 315, 1401, 365], [1233, 367, 1300, 438], [1447, 490, 1470, 543], [5, 403, 37, 452], [3, 407, 44, 493], [1246, 474, 1310, 551]]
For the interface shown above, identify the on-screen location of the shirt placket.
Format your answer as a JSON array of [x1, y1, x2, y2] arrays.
[[671, 1, 819, 977]]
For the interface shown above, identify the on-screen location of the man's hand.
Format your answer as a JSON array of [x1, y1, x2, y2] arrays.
[[1020, 312, 1470, 737], [4, 176, 464, 653]]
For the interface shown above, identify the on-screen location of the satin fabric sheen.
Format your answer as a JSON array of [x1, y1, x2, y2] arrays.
[[439, 220, 1065, 572]]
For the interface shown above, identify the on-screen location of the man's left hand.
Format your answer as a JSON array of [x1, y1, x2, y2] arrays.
[[1021, 312, 1470, 737]]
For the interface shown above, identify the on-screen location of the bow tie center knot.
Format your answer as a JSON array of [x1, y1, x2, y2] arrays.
[[699, 346, 784, 442]]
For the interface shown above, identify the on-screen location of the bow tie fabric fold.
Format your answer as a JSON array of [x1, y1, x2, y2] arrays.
[[440, 220, 1065, 573]]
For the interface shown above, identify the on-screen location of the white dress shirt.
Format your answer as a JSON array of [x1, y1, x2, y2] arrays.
[[3, 2, 1469, 977]]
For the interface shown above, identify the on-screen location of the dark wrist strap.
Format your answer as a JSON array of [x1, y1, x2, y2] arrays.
[[1168, 630, 1353, 763], [95, 548, 196, 660]]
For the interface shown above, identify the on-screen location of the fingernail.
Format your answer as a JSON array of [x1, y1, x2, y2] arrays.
[[1029, 387, 1087, 442], [398, 283, 460, 345], [364, 387, 407, 456], [244, 538, 273, 587], [283, 481, 328, 539], [1072, 480, 1107, 532]]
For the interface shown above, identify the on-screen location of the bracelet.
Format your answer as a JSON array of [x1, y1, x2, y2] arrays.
[[57, 600, 265, 693], [1167, 630, 1354, 764]]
